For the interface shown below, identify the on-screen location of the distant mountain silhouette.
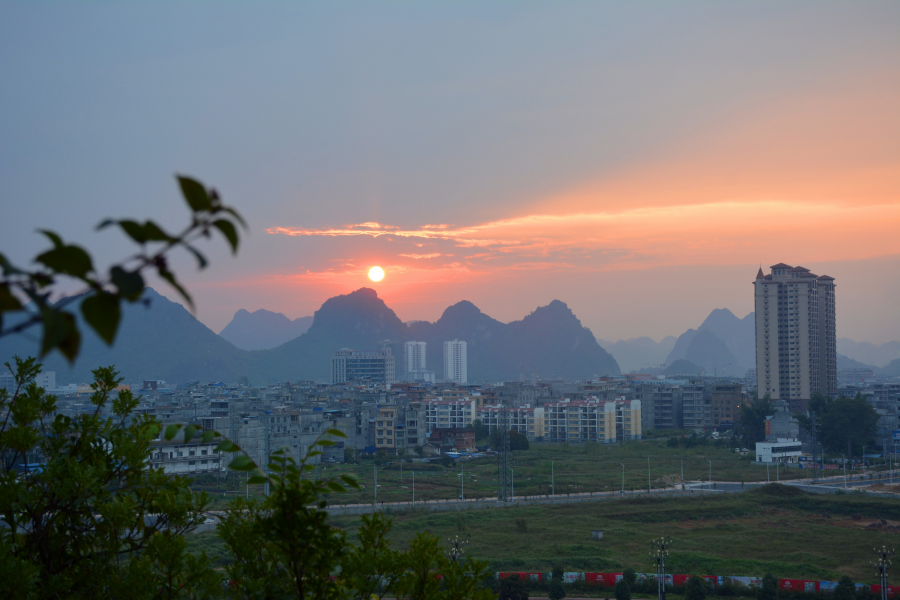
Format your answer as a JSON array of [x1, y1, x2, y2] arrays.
[[598, 336, 677, 373], [0, 289, 250, 384], [219, 309, 312, 350], [0, 288, 619, 384], [837, 338, 900, 368], [836, 354, 875, 371], [665, 308, 754, 376], [879, 358, 900, 378], [408, 298, 620, 381], [665, 359, 702, 376]]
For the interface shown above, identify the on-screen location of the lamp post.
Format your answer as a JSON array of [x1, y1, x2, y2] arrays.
[[511, 468, 514, 502], [870, 545, 895, 600], [840, 454, 847, 488], [650, 537, 673, 600], [648, 456, 652, 494], [374, 464, 377, 505], [413, 471, 415, 503], [706, 459, 712, 490], [551, 461, 554, 496], [620, 463, 625, 495]]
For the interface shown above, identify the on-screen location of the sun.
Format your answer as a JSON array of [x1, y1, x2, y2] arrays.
[[368, 266, 385, 282]]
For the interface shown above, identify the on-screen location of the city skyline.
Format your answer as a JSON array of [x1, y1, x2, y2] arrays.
[[1, 3, 898, 344]]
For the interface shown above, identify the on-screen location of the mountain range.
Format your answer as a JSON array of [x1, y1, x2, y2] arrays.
[[219, 309, 312, 351], [0, 288, 620, 385]]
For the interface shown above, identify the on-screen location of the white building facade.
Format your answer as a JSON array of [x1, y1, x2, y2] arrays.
[[443, 340, 468, 384], [404, 341, 427, 373]]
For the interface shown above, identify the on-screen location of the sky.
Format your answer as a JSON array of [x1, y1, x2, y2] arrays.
[[1, 2, 898, 344]]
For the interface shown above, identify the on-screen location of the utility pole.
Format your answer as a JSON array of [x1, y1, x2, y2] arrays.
[[263, 415, 271, 496], [648, 456, 652, 494], [707, 459, 712, 490], [620, 463, 625, 495], [552, 461, 554, 496], [374, 464, 377, 505], [497, 399, 512, 502], [840, 454, 847, 488], [871, 546, 895, 600], [651, 537, 672, 600], [412, 471, 415, 504]]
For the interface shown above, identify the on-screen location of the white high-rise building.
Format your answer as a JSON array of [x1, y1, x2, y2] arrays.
[[404, 341, 427, 374], [754, 263, 836, 412], [443, 340, 468, 384]]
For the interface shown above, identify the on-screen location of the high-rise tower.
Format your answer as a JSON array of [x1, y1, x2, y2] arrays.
[[754, 263, 836, 411], [404, 341, 427, 374], [443, 340, 468, 384]]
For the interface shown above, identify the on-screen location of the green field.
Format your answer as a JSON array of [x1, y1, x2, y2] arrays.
[[189, 439, 887, 509], [187, 484, 900, 585]]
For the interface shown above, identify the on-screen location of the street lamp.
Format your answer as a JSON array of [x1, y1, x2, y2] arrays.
[[648, 456, 652, 494], [620, 463, 625, 495], [706, 459, 712, 490], [650, 537, 673, 600], [840, 454, 847, 488], [871, 545, 895, 600]]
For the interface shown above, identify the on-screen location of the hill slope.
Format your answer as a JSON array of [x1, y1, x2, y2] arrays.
[[219, 309, 313, 350]]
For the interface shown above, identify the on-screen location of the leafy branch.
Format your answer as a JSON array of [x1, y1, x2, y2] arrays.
[[0, 175, 245, 362]]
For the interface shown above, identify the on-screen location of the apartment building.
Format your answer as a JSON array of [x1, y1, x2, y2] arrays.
[[637, 385, 682, 431], [681, 383, 710, 431], [754, 263, 837, 411], [711, 384, 742, 427], [477, 405, 545, 441], [443, 340, 468, 384], [150, 438, 224, 474], [424, 398, 476, 433], [545, 398, 641, 443], [374, 405, 402, 452]]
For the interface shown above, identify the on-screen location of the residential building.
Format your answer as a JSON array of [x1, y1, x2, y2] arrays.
[[681, 384, 709, 430], [765, 400, 800, 441], [754, 263, 837, 412], [637, 385, 682, 431], [711, 384, 742, 428], [428, 428, 476, 453], [443, 340, 468, 384], [404, 341, 427, 374], [477, 405, 545, 441], [150, 438, 224, 474], [331, 348, 396, 385], [374, 405, 401, 453], [424, 398, 476, 432], [544, 398, 641, 443]]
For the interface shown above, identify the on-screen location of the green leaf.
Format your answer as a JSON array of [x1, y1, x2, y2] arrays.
[[35, 245, 94, 279], [326, 428, 347, 438], [81, 292, 121, 345], [228, 455, 256, 472], [177, 176, 211, 212], [110, 267, 144, 301], [157, 267, 193, 309], [41, 309, 80, 363], [212, 220, 239, 253], [183, 425, 197, 444], [216, 440, 240, 453], [39, 230, 64, 248], [118, 220, 148, 244], [247, 474, 269, 485], [326, 481, 345, 493], [184, 245, 208, 269], [142, 221, 172, 242], [201, 430, 216, 443], [0, 284, 23, 312], [164, 424, 180, 441], [221, 207, 248, 229]]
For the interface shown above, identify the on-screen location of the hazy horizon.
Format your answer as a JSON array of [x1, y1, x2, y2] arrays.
[[2, 2, 898, 344]]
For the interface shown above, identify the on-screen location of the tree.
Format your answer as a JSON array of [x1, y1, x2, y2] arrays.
[[0, 357, 219, 598], [740, 394, 772, 448], [549, 565, 566, 600], [667, 436, 679, 448], [499, 575, 529, 600], [509, 430, 530, 451], [0, 176, 245, 362], [615, 577, 632, 600], [623, 568, 637, 590], [471, 419, 489, 442], [686, 576, 709, 600], [797, 393, 879, 455], [758, 573, 778, 600], [834, 576, 855, 600]]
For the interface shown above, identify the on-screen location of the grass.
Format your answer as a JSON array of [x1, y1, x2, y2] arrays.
[[324, 485, 900, 583], [186, 484, 900, 585]]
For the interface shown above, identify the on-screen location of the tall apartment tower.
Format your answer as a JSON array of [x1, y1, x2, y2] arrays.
[[443, 340, 468, 384], [754, 263, 836, 412], [404, 341, 427, 374]]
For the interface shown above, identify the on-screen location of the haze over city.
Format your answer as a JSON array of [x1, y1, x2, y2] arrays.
[[2, 2, 898, 344]]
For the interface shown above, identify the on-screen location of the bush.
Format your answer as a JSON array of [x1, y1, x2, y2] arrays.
[[548, 579, 566, 600], [615, 578, 632, 600], [834, 577, 855, 600], [500, 575, 530, 600], [759, 574, 778, 600], [515, 518, 528, 533], [623, 568, 637, 590], [686, 576, 709, 600]]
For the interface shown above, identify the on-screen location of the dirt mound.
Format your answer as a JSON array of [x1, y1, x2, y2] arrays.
[[754, 483, 806, 498]]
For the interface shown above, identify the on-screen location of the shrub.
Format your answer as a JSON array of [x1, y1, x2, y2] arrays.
[[500, 574, 529, 600], [686, 576, 709, 600], [758, 574, 778, 600], [615, 578, 632, 600]]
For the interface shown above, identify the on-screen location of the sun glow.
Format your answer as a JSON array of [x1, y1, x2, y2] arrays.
[[368, 266, 385, 282]]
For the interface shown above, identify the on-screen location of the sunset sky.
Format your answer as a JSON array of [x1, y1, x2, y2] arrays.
[[2, 2, 898, 343]]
